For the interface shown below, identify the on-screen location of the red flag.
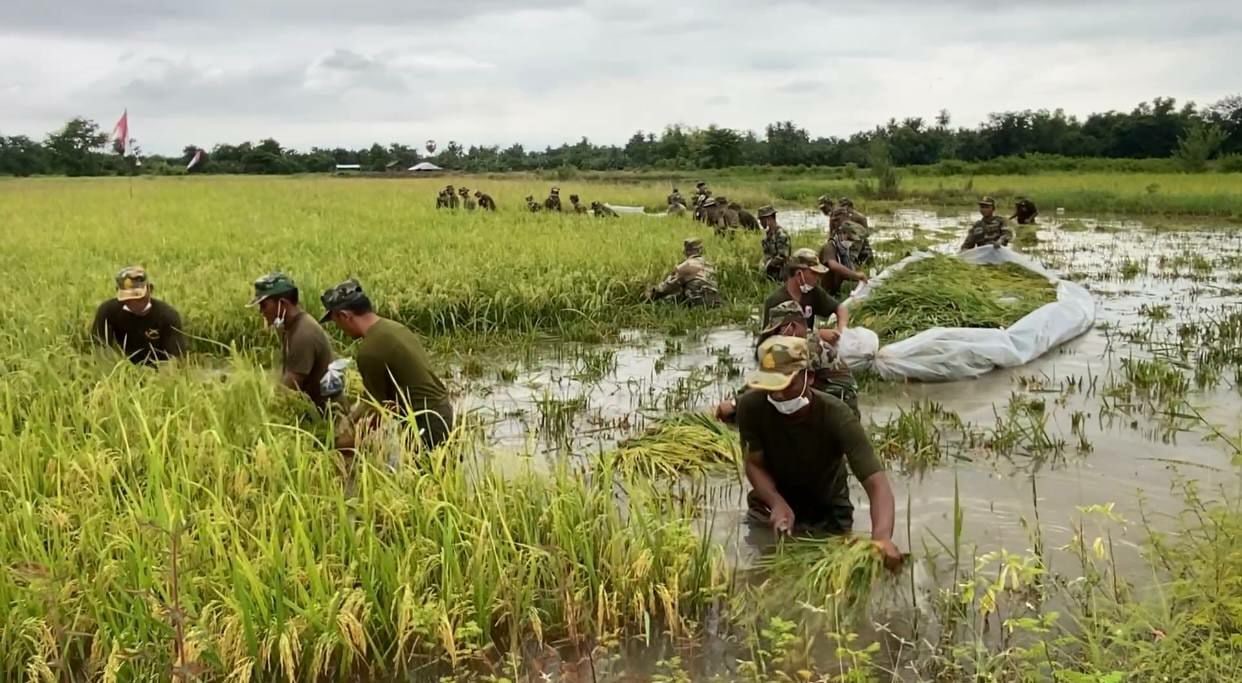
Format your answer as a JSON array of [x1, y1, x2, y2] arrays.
[[111, 109, 130, 156]]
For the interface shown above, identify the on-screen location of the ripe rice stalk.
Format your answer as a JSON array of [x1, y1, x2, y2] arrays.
[[608, 412, 741, 477]]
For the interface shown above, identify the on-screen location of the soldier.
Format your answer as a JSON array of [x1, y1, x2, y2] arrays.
[[475, 190, 496, 211], [91, 266, 187, 365], [692, 181, 712, 221], [961, 196, 1013, 250], [525, 195, 542, 212], [591, 201, 619, 218], [444, 185, 459, 210], [319, 279, 454, 452], [667, 187, 686, 210], [817, 195, 835, 217], [645, 237, 721, 308], [762, 249, 851, 335], [817, 223, 871, 297], [248, 273, 339, 411], [435, 188, 449, 209], [569, 194, 589, 214], [1011, 196, 1039, 225], [732, 335, 901, 560], [545, 187, 563, 212], [830, 197, 868, 234], [758, 205, 792, 281], [716, 299, 861, 421], [736, 203, 760, 231], [457, 187, 476, 211]]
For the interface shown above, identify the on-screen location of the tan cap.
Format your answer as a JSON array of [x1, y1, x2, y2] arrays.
[[115, 266, 150, 302], [746, 336, 810, 391]]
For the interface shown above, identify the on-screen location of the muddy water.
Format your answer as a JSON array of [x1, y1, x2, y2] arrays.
[[458, 212, 1242, 584]]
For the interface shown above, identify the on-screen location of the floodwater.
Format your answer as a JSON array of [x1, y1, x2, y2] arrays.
[[456, 210, 1242, 581]]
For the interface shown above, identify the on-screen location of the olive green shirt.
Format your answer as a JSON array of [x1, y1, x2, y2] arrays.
[[281, 311, 334, 408], [737, 389, 882, 527], [356, 318, 447, 414], [762, 286, 841, 330]]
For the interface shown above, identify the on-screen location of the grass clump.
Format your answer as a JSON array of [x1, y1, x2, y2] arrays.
[[750, 536, 889, 615], [851, 254, 1058, 344]]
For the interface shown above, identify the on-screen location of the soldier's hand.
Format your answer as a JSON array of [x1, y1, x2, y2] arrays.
[[714, 399, 737, 423], [770, 501, 795, 536]]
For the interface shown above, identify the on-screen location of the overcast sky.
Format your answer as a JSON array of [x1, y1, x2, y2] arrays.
[[2, 0, 1238, 155]]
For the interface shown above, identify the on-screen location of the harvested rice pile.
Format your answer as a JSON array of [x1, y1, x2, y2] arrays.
[[852, 254, 1057, 344]]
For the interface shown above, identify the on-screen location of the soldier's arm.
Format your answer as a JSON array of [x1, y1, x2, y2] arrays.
[[90, 304, 110, 345], [648, 270, 681, 300], [960, 229, 978, 251], [1000, 223, 1014, 246]]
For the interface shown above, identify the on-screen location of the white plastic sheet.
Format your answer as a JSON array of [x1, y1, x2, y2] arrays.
[[837, 246, 1096, 382]]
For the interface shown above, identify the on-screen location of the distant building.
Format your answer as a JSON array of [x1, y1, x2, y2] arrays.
[[334, 163, 362, 175], [408, 162, 443, 172]]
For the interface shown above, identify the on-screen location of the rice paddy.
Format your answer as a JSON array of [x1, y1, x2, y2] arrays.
[[2, 175, 1242, 680]]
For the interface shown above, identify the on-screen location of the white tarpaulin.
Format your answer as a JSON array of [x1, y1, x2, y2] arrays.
[[837, 246, 1096, 382]]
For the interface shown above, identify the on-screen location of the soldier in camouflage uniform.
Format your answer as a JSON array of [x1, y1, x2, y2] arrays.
[[591, 201, 619, 218], [961, 196, 1013, 250], [830, 197, 868, 233], [569, 194, 589, 214], [668, 187, 686, 210], [436, 188, 450, 209], [715, 300, 860, 422], [758, 205, 792, 281], [818, 222, 871, 297], [525, 195, 542, 212], [692, 182, 712, 222], [475, 190, 496, 211], [444, 185, 459, 209], [700, 197, 723, 232], [1010, 196, 1039, 225], [458, 187, 477, 211], [735, 203, 760, 231], [545, 187, 563, 212], [646, 238, 721, 307], [817, 195, 835, 217]]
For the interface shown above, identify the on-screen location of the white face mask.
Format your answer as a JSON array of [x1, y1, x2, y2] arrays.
[[767, 372, 810, 415], [797, 272, 815, 294]]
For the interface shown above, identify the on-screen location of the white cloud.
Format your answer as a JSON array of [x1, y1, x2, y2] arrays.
[[0, 0, 1237, 153]]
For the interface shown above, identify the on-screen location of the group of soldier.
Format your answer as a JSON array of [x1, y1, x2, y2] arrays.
[[960, 195, 1038, 250], [523, 186, 619, 217], [91, 268, 454, 457], [436, 184, 496, 211]]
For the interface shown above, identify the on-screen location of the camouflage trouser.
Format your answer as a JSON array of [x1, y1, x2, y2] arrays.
[[683, 281, 721, 308], [820, 381, 860, 419], [764, 258, 786, 282]]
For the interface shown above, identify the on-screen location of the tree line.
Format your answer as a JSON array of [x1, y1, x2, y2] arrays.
[[2, 95, 1240, 177]]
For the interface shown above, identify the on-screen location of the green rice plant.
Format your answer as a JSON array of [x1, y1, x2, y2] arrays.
[[850, 255, 1057, 344], [749, 536, 888, 617], [870, 400, 972, 474]]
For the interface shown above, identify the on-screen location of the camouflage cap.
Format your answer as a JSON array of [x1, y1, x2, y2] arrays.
[[816, 195, 834, 207], [474, 190, 482, 196], [115, 265, 150, 302], [551, 187, 560, 194], [757, 205, 777, 219], [248, 272, 297, 306], [838, 197, 854, 207], [978, 196, 996, 208], [714, 195, 728, 204], [702, 197, 719, 208], [790, 248, 829, 274], [319, 278, 367, 323], [569, 194, 581, 201], [683, 237, 704, 253], [836, 221, 865, 241], [695, 181, 706, 188], [761, 300, 805, 335], [746, 336, 810, 391]]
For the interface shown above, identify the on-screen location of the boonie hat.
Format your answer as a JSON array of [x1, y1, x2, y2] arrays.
[[757, 205, 777, 219], [115, 266, 150, 302], [746, 336, 810, 391], [790, 248, 829, 274], [761, 300, 805, 336]]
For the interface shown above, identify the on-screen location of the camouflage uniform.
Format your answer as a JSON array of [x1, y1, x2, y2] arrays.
[[648, 239, 721, 307], [545, 188, 563, 212], [829, 206, 868, 234], [719, 197, 741, 232], [761, 226, 792, 281], [458, 188, 477, 211], [816, 195, 835, 216], [444, 186, 459, 210], [569, 195, 588, 214], [436, 189, 450, 209], [526, 195, 542, 213], [961, 197, 1012, 249], [1012, 197, 1039, 225], [592, 201, 619, 218], [693, 184, 712, 222], [667, 189, 686, 209], [475, 192, 496, 211]]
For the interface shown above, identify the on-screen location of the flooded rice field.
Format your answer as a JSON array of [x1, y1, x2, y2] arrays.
[[456, 210, 1242, 582]]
